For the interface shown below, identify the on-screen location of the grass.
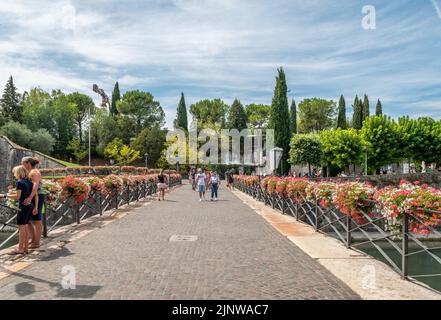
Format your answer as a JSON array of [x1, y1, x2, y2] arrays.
[[42, 154, 81, 168]]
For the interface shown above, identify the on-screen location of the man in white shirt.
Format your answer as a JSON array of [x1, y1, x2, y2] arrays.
[[196, 168, 206, 201]]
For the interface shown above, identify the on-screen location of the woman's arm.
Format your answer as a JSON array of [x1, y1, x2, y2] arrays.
[[24, 170, 40, 205], [12, 190, 22, 200]]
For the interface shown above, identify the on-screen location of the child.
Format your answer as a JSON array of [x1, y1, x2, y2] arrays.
[[8, 166, 35, 255]]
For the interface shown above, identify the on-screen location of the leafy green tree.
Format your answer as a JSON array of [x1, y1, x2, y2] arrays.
[[362, 94, 370, 122], [228, 99, 247, 130], [117, 90, 165, 132], [29, 129, 56, 154], [352, 95, 363, 130], [0, 76, 22, 122], [174, 92, 188, 131], [268, 68, 291, 173], [336, 95, 347, 129], [104, 138, 140, 165], [405, 118, 441, 165], [289, 99, 297, 134], [110, 81, 120, 115], [51, 94, 77, 158], [189, 99, 229, 130], [66, 92, 96, 143], [298, 98, 336, 133], [360, 115, 398, 172], [90, 109, 119, 156], [320, 129, 363, 170], [0, 121, 32, 147], [375, 99, 383, 116], [131, 127, 167, 166], [66, 138, 88, 162], [289, 134, 322, 174], [245, 104, 270, 128]]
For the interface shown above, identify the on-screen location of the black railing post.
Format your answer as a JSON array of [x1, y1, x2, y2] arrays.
[[346, 215, 352, 248], [115, 192, 119, 210], [295, 192, 299, 221], [402, 213, 409, 279], [98, 193, 103, 216], [75, 203, 80, 224], [314, 198, 319, 231], [42, 199, 48, 237]]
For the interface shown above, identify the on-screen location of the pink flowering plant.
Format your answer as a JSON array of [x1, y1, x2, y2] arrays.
[[102, 175, 123, 195], [306, 181, 337, 208], [83, 176, 104, 194], [42, 180, 62, 207], [285, 178, 309, 203]]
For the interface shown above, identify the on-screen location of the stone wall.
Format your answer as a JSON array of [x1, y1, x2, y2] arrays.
[[0, 136, 66, 192]]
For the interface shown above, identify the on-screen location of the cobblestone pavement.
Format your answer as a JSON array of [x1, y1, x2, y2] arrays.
[[0, 183, 359, 299]]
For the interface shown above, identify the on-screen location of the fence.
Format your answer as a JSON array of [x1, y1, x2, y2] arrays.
[[0, 177, 182, 250], [234, 180, 441, 287]]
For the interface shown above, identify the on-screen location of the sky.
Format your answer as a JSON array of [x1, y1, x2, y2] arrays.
[[0, 0, 440, 128]]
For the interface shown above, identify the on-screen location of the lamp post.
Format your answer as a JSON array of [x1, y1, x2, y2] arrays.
[[88, 104, 91, 167], [144, 153, 148, 168]]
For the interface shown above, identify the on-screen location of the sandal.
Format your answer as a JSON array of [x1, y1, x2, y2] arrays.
[[7, 250, 25, 256], [29, 244, 40, 249]]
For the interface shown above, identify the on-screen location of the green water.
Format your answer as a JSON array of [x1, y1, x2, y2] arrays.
[[357, 241, 441, 292], [0, 231, 17, 250]]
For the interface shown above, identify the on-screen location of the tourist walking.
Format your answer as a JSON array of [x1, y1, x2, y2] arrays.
[[157, 169, 167, 201], [195, 168, 206, 201], [210, 171, 220, 201], [22, 156, 44, 249], [8, 166, 35, 255], [225, 169, 234, 191]]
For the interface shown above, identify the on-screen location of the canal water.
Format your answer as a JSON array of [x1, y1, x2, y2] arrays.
[[0, 231, 17, 250], [357, 241, 441, 292]]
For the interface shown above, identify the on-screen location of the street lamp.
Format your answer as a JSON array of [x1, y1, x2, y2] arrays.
[[144, 153, 148, 168]]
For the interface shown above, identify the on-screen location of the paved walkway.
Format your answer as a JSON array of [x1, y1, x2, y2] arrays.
[[0, 183, 359, 299]]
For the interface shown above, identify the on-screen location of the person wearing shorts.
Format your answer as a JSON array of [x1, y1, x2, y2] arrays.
[[196, 168, 206, 202], [157, 169, 167, 201]]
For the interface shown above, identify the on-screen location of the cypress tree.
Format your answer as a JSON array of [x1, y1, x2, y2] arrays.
[[362, 94, 370, 121], [268, 67, 290, 174], [174, 92, 188, 131], [375, 99, 383, 116], [352, 95, 363, 130], [110, 81, 120, 115], [228, 98, 247, 131], [289, 99, 297, 134], [336, 95, 347, 129], [0, 76, 22, 122]]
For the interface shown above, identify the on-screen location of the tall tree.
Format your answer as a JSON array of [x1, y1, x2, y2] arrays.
[[0, 76, 22, 122], [245, 104, 270, 128], [298, 98, 336, 133], [336, 95, 347, 129], [228, 98, 247, 131], [110, 81, 120, 115], [66, 92, 96, 143], [189, 99, 229, 130], [117, 90, 165, 133], [289, 134, 322, 175], [268, 68, 290, 173], [352, 95, 363, 130], [174, 92, 188, 131], [289, 99, 297, 134], [375, 99, 383, 116], [362, 94, 370, 121]]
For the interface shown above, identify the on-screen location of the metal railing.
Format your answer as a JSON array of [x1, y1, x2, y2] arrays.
[[234, 181, 441, 285], [0, 177, 182, 250]]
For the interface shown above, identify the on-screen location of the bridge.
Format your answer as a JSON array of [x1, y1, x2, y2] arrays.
[[0, 182, 438, 299]]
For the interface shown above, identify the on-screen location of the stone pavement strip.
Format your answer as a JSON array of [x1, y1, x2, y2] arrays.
[[0, 183, 359, 300]]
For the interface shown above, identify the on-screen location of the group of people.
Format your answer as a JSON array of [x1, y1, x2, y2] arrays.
[[0, 157, 44, 255], [189, 168, 235, 202]]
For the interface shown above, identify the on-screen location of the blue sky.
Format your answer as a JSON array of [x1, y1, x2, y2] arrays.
[[0, 0, 440, 128]]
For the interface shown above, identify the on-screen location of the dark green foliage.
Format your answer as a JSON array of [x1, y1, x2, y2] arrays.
[[352, 95, 363, 130], [110, 81, 121, 115], [289, 99, 297, 133], [174, 92, 188, 131], [362, 94, 370, 121], [375, 99, 383, 116], [228, 98, 247, 131], [336, 95, 347, 129], [268, 68, 291, 173], [0, 76, 22, 122]]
